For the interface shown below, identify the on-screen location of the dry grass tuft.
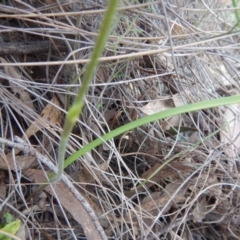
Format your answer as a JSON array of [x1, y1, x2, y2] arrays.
[[0, 0, 240, 239]]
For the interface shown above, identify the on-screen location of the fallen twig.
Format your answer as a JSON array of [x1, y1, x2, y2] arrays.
[[0, 136, 107, 240]]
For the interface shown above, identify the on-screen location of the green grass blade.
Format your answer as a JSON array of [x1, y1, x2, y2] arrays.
[[232, 0, 240, 28], [54, 0, 119, 182], [64, 95, 240, 167]]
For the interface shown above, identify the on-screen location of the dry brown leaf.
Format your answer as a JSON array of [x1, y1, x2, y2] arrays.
[[104, 108, 117, 124], [0, 170, 6, 199], [171, 23, 184, 36], [172, 93, 190, 107], [141, 161, 193, 188], [205, 175, 222, 197], [102, 142, 111, 151], [9, 95, 61, 158], [139, 98, 172, 115], [89, 122, 101, 138], [96, 66, 107, 83], [79, 160, 110, 184], [163, 115, 181, 130], [0, 57, 34, 109], [25, 169, 102, 240], [189, 132, 201, 143], [192, 196, 208, 223], [155, 53, 174, 72], [139, 93, 190, 130], [41, 132, 56, 155], [23, 95, 61, 140], [140, 192, 161, 212], [0, 154, 35, 170], [189, 174, 221, 198], [94, 160, 110, 178], [164, 93, 191, 130], [139, 182, 187, 213], [79, 164, 95, 184], [131, 181, 189, 232]]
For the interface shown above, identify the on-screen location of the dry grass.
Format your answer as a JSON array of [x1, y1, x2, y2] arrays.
[[0, 0, 240, 239]]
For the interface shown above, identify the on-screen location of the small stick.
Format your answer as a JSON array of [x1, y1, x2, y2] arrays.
[[0, 41, 66, 55], [0, 136, 107, 240]]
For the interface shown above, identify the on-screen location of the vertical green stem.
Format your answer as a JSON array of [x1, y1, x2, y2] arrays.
[[232, 0, 240, 28], [52, 0, 119, 183]]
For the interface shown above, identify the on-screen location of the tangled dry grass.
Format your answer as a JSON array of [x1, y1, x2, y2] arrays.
[[0, 0, 240, 239]]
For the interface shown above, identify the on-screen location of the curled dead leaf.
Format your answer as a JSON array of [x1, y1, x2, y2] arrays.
[[139, 93, 191, 130], [139, 98, 173, 115], [23, 95, 61, 140], [25, 169, 103, 240], [141, 161, 193, 188], [0, 170, 6, 199], [0, 154, 36, 171], [79, 160, 110, 184], [0, 57, 34, 109], [192, 196, 209, 223], [139, 182, 188, 214]]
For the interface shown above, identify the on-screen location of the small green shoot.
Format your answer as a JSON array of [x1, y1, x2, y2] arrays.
[[0, 219, 21, 240], [3, 214, 12, 225], [232, 0, 240, 28]]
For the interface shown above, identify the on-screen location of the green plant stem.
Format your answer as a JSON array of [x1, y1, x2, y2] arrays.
[[52, 0, 119, 183], [232, 0, 240, 28]]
